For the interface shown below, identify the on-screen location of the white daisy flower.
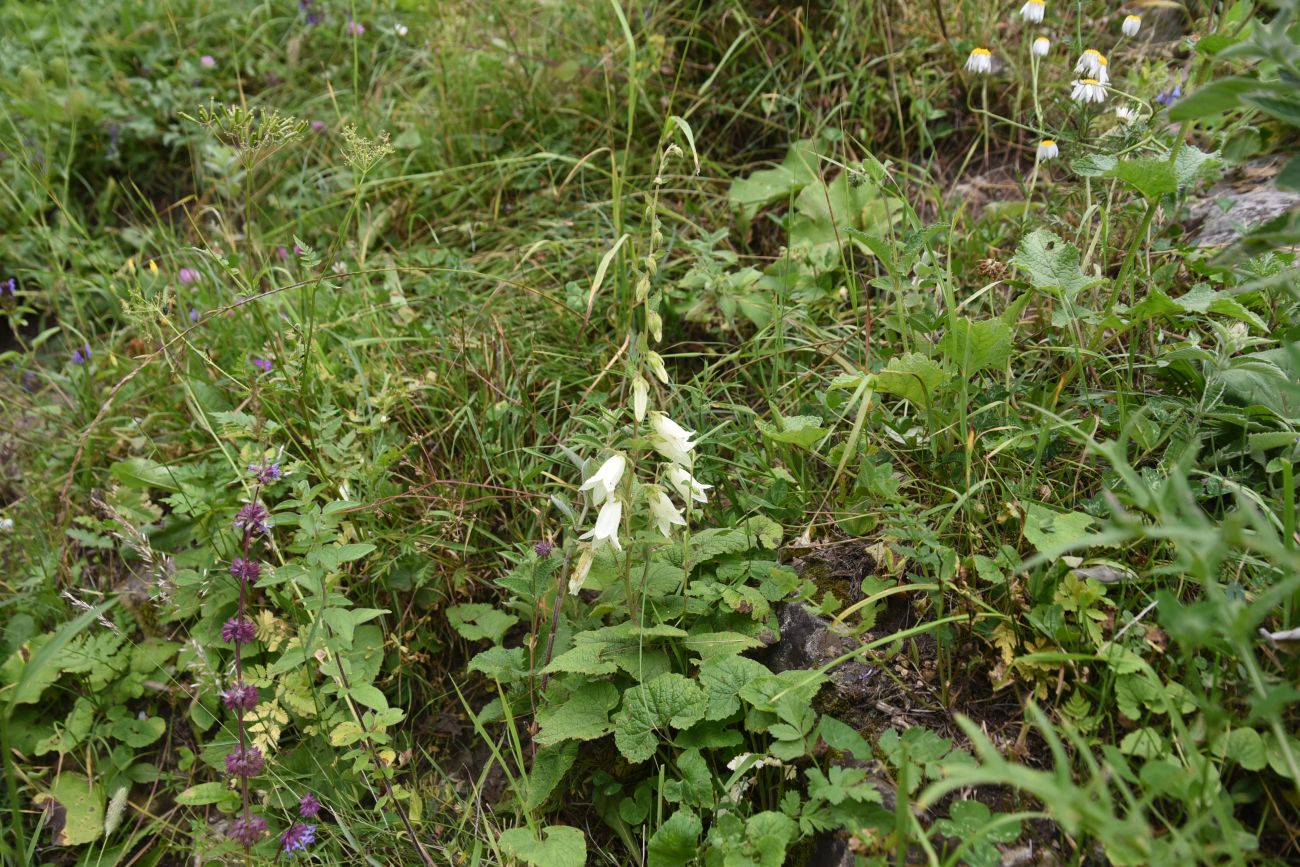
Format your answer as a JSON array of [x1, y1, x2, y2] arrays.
[[1032, 36, 1051, 57], [1074, 49, 1104, 78], [1037, 139, 1059, 160], [1071, 78, 1107, 104], [1095, 54, 1110, 84], [1114, 106, 1138, 123], [965, 47, 993, 74], [1122, 14, 1141, 37], [1019, 0, 1045, 22]]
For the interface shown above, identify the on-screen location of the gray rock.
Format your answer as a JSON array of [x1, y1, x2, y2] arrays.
[[1187, 161, 1300, 247]]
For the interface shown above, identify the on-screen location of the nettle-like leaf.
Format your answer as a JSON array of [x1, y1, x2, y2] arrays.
[[445, 603, 517, 644], [647, 808, 702, 867], [535, 681, 620, 746], [1105, 157, 1178, 200], [937, 317, 1013, 376], [698, 656, 770, 720], [684, 630, 763, 659], [498, 824, 587, 867], [871, 353, 952, 408], [932, 800, 1021, 867], [1011, 229, 1105, 300], [1021, 503, 1096, 558], [523, 742, 578, 811], [613, 673, 708, 763], [756, 414, 829, 450]]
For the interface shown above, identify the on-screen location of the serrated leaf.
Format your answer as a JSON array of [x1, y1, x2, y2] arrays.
[[445, 603, 518, 644], [468, 646, 528, 682], [499, 825, 587, 867], [1105, 157, 1178, 200], [1168, 77, 1257, 120], [937, 317, 1013, 375], [1172, 145, 1222, 189], [755, 414, 829, 449], [648, 808, 702, 867], [1011, 230, 1104, 300], [614, 673, 708, 763], [699, 656, 770, 720], [523, 742, 578, 811], [535, 682, 620, 746], [542, 642, 616, 676], [871, 353, 952, 407], [684, 631, 763, 659]]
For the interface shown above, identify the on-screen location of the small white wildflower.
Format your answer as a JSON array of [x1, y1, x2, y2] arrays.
[[666, 465, 711, 505], [1019, 0, 1044, 23], [646, 486, 687, 537], [1122, 14, 1141, 37], [1037, 139, 1059, 160], [1114, 106, 1138, 123], [650, 413, 698, 467], [580, 499, 623, 551], [1032, 36, 1050, 57], [631, 375, 650, 423], [965, 47, 993, 74], [1071, 78, 1107, 104], [0, 517, 12, 532], [1075, 49, 1104, 78], [579, 454, 627, 505], [1095, 54, 1110, 84], [394, 23, 409, 37]]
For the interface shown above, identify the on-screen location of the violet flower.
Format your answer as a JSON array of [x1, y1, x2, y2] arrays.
[[299, 793, 322, 818], [225, 745, 265, 777], [71, 344, 91, 365], [234, 501, 272, 534], [249, 462, 281, 484], [230, 557, 261, 583], [252, 357, 272, 374], [221, 681, 259, 711], [179, 268, 200, 285], [200, 55, 216, 69], [281, 823, 317, 854], [221, 617, 257, 645], [227, 814, 267, 847]]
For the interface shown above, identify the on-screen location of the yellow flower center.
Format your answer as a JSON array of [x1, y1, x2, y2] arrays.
[[1041, 140, 1056, 147]]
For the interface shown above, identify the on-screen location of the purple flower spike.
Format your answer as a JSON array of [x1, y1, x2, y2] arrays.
[[221, 681, 259, 711], [230, 557, 262, 583], [281, 823, 317, 854], [252, 357, 272, 374], [249, 462, 281, 484], [221, 617, 257, 645], [71, 344, 91, 365], [298, 793, 321, 818], [225, 745, 265, 777], [227, 814, 267, 847], [534, 540, 554, 558], [179, 268, 199, 285], [1, 277, 15, 298], [233, 501, 272, 534]]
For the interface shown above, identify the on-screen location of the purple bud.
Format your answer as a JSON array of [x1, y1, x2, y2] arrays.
[[1, 277, 15, 298], [179, 268, 200, 285], [252, 357, 272, 374], [200, 55, 216, 69], [249, 462, 281, 484], [234, 501, 272, 534], [225, 745, 265, 777], [227, 814, 268, 847], [221, 617, 257, 645], [534, 540, 554, 558], [221, 681, 259, 711], [281, 823, 317, 854], [230, 557, 262, 583], [298, 793, 322, 818], [346, 19, 365, 36], [276, 246, 289, 262], [189, 307, 200, 323], [71, 344, 91, 365]]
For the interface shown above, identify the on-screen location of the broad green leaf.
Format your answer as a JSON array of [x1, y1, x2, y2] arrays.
[[1168, 77, 1257, 120], [1105, 157, 1177, 200], [684, 631, 763, 659], [745, 811, 798, 867], [542, 643, 616, 676], [498, 825, 587, 867], [175, 781, 237, 807], [535, 682, 620, 746], [469, 646, 527, 682], [445, 603, 517, 644], [347, 683, 389, 712], [789, 171, 903, 259], [329, 721, 368, 746], [698, 656, 770, 720], [1172, 145, 1222, 189], [614, 673, 708, 763], [648, 808, 702, 867], [728, 140, 819, 222], [321, 607, 388, 647], [1223, 727, 1267, 771], [1246, 92, 1300, 127], [817, 715, 872, 760], [36, 772, 105, 846], [755, 415, 829, 450], [937, 317, 1013, 375], [1071, 153, 1117, 178], [1021, 503, 1096, 557], [871, 353, 952, 407], [1011, 230, 1104, 299], [523, 742, 578, 811]]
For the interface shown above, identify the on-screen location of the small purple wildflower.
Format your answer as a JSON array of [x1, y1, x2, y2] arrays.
[[200, 55, 216, 69], [281, 823, 317, 854], [230, 557, 262, 583], [310, 120, 327, 133], [221, 681, 259, 711], [534, 540, 554, 558], [221, 616, 257, 645], [1156, 84, 1182, 106], [299, 793, 322, 818], [249, 462, 282, 484], [276, 246, 289, 261], [346, 19, 365, 36], [225, 745, 265, 777], [252, 357, 272, 374], [1, 277, 14, 298], [179, 267, 200, 285], [234, 501, 272, 534], [227, 814, 267, 847], [293, 243, 304, 255], [189, 307, 200, 323], [71, 344, 91, 364]]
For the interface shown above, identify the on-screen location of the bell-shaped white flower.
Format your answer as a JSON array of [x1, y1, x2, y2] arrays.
[[647, 351, 669, 384], [666, 465, 710, 505], [580, 499, 623, 551], [579, 454, 627, 505], [631, 376, 650, 423], [1019, 0, 1044, 23], [1122, 14, 1141, 37], [646, 486, 687, 537], [1032, 36, 1050, 57], [568, 547, 594, 595], [650, 413, 697, 466]]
